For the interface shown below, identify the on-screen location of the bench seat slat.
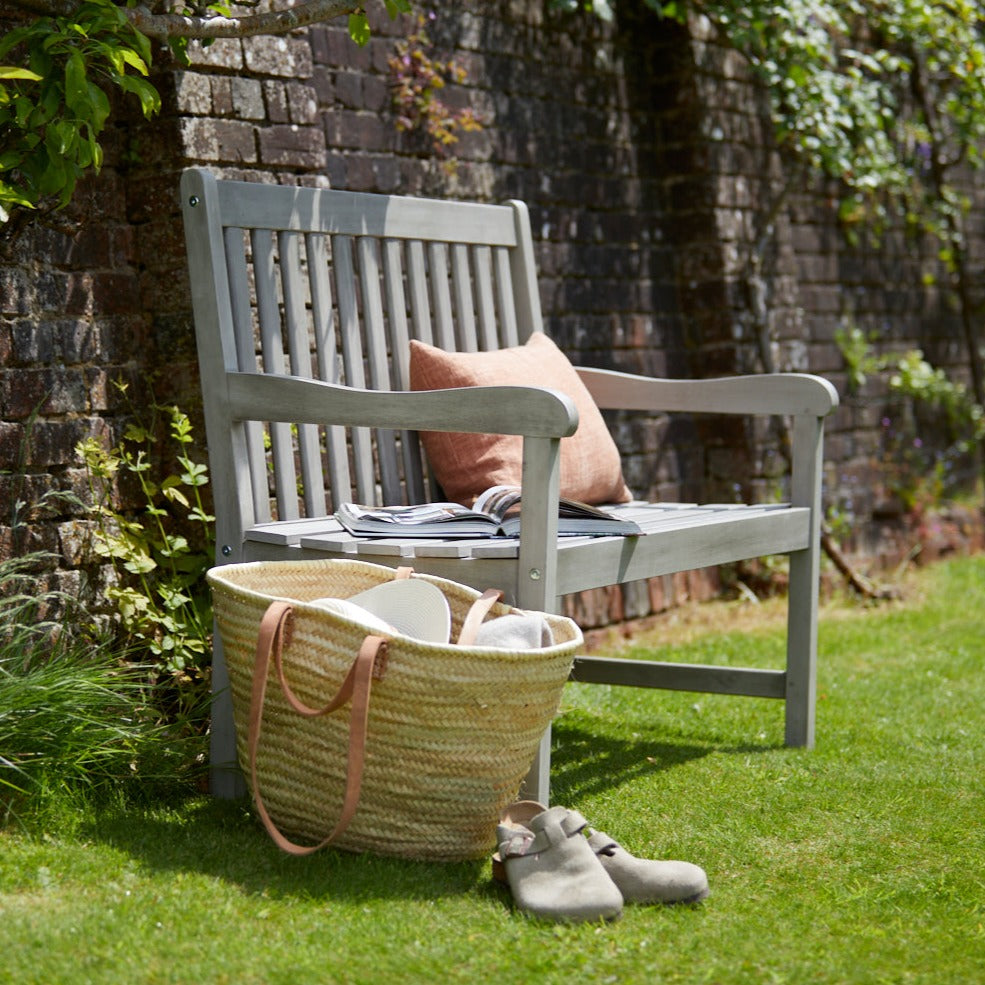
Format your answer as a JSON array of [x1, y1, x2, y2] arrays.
[[248, 502, 810, 579]]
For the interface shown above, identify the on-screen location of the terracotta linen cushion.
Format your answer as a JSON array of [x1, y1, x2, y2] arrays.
[[408, 332, 633, 506]]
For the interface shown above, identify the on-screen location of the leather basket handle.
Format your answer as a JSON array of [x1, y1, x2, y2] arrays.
[[247, 600, 387, 856], [457, 588, 504, 645]]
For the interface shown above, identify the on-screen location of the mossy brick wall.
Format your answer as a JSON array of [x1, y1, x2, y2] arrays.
[[1, 2, 981, 617]]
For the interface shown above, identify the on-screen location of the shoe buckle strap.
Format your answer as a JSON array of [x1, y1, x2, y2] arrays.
[[587, 829, 619, 855], [560, 810, 589, 837], [500, 830, 537, 858]]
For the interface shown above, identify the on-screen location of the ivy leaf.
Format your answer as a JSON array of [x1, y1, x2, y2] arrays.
[[116, 73, 161, 118], [0, 66, 42, 81], [591, 0, 614, 22], [118, 47, 149, 77], [348, 12, 371, 47], [384, 0, 413, 17], [64, 52, 88, 113]]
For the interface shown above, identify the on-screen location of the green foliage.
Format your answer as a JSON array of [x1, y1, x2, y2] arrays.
[[889, 348, 985, 447], [0, 0, 160, 222], [76, 392, 214, 688], [834, 323, 882, 392], [551, 0, 617, 20], [350, 0, 413, 48], [0, 553, 206, 821], [836, 329, 985, 510]]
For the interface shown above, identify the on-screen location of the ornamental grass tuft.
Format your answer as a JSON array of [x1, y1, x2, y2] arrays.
[[0, 553, 207, 824]]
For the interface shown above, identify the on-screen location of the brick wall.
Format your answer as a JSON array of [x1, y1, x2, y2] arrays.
[[1, 2, 981, 619]]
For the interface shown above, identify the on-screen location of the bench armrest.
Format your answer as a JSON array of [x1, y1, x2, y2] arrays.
[[576, 368, 839, 418], [224, 371, 579, 437]]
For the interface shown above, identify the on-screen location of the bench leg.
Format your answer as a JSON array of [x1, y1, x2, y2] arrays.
[[209, 633, 246, 798], [784, 546, 818, 748], [519, 726, 551, 805]]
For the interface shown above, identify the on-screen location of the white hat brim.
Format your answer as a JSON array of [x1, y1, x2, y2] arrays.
[[346, 578, 451, 643]]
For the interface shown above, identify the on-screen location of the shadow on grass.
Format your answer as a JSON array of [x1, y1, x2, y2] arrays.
[[81, 796, 499, 906], [80, 712, 775, 907], [549, 712, 776, 804]]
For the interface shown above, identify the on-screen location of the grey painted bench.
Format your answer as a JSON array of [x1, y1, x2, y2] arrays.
[[181, 167, 839, 802]]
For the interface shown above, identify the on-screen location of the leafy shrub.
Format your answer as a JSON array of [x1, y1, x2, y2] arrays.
[[76, 397, 214, 696]]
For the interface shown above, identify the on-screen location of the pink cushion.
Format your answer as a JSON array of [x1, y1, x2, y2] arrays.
[[409, 333, 632, 506]]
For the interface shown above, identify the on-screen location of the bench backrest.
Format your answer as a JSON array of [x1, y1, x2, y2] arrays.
[[181, 168, 544, 531]]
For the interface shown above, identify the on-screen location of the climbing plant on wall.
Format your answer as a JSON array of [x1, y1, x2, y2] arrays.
[[558, 0, 985, 411]]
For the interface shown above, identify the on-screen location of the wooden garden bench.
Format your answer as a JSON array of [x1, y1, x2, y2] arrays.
[[181, 167, 839, 801]]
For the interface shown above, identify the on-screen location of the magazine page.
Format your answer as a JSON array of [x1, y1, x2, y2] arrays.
[[340, 502, 486, 525], [472, 485, 523, 521]]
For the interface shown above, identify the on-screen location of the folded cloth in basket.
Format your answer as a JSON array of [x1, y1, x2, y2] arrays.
[[475, 612, 555, 649]]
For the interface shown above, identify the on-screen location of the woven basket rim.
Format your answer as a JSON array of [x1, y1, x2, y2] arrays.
[[207, 558, 584, 653]]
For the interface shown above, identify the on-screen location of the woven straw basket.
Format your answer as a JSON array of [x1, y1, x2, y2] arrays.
[[207, 559, 582, 861]]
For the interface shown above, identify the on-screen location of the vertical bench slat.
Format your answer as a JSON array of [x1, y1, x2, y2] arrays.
[[333, 234, 377, 503], [358, 236, 402, 504], [493, 245, 520, 347], [508, 201, 543, 343], [252, 228, 300, 521], [406, 240, 434, 347], [472, 245, 499, 351], [383, 239, 427, 504], [306, 231, 353, 511], [280, 231, 328, 518], [428, 242, 456, 350], [451, 242, 477, 352], [223, 226, 271, 523]]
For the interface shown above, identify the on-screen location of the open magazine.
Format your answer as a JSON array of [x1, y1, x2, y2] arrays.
[[335, 485, 642, 539]]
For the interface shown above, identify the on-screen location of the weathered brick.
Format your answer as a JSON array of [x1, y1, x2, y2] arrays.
[[258, 124, 327, 169], [174, 71, 213, 114], [179, 118, 257, 163], [286, 82, 319, 125], [232, 77, 266, 120], [243, 36, 313, 78], [0, 269, 31, 315], [263, 80, 291, 123], [323, 110, 390, 152], [211, 76, 234, 116], [185, 37, 244, 71]]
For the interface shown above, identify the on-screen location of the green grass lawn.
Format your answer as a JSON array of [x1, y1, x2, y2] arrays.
[[2, 556, 983, 984]]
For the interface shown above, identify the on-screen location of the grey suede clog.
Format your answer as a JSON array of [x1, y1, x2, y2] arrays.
[[496, 805, 624, 923], [494, 800, 709, 910], [587, 830, 710, 904]]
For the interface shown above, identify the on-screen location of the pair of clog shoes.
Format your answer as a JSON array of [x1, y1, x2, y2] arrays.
[[494, 801, 709, 922]]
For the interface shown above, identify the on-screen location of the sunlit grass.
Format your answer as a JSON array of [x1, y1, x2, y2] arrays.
[[1, 556, 983, 984]]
